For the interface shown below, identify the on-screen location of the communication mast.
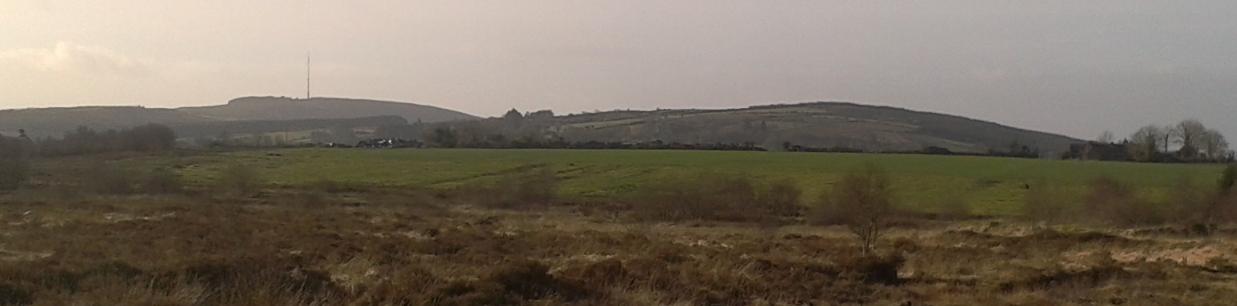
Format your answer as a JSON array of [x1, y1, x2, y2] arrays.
[[306, 53, 312, 99]]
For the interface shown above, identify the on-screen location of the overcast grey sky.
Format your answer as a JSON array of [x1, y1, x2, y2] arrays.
[[2, 0, 1234, 139]]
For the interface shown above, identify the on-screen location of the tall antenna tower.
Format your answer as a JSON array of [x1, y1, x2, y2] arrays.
[[305, 52, 312, 99]]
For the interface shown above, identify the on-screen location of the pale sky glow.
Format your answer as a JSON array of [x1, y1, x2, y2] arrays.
[[2, 0, 1235, 138]]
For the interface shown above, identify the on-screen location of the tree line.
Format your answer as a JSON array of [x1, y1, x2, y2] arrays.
[[33, 124, 177, 157], [1098, 119, 1232, 163], [0, 124, 177, 191]]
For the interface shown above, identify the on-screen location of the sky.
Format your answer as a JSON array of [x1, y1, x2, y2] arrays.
[[1, 0, 1235, 139]]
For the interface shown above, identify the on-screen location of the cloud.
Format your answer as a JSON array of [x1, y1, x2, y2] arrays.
[[0, 41, 151, 77]]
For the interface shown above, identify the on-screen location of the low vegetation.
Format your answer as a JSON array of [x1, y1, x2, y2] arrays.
[[627, 173, 801, 224], [216, 164, 261, 195], [467, 165, 560, 209], [0, 136, 31, 191], [811, 165, 896, 255], [2, 149, 1237, 305], [34, 124, 177, 157]]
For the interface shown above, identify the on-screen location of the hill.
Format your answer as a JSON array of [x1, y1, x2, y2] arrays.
[[538, 102, 1081, 155], [169, 116, 409, 139], [0, 97, 477, 138], [179, 97, 477, 122], [0, 106, 212, 138]]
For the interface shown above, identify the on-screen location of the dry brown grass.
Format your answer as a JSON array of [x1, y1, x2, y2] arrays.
[[1082, 176, 1169, 226], [4, 187, 1236, 305], [3, 156, 1237, 305], [627, 172, 802, 224]]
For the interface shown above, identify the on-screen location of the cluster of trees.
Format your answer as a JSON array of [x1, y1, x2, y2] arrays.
[[0, 124, 178, 191], [35, 124, 177, 157], [0, 135, 33, 191], [781, 142, 1041, 158], [1120, 119, 1232, 163]]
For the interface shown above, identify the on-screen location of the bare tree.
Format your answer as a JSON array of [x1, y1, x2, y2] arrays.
[[1200, 129, 1229, 160], [1161, 127, 1174, 153], [812, 164, 895, 255], [1128, 125, 1165, 162], [1096, 130, 1115, 144], [1171, 120, 1208, 158]]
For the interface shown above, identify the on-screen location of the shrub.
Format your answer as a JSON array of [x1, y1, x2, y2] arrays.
[[1220, 164, 1236, 194], [474, 166, 559, 209], [835, 252, 904, 285], [0, 158, 28, 192], [810, 165, 895, 255], [935, 198, 974, 220], [310, 179, 367, 193], [629, 173, 799, 223], [0, 136, 31, 191], [1167, 176, 1209, 224], [1082, 177, 1164, 226], [217, 164, 261, 194], [140, 167, 185, 194], [485, 260, 584, 300], [1022, 180, 1069, 224], [1216, 193, 1237, 224], [84, 162, 137, 195], [0, 283, 33, 306], [756, 179, 804, 218]]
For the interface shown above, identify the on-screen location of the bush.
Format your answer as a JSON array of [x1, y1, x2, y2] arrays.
[[1167, 176, 1209, 224], [1220, 164, 1236, 194], [310, 179, 367, 193], [1205, 165, 1237, 224], [84, 162, 137, 195], [474, 166, 559, 209], [0, 158, 28, 192], [0, 136, 31, 191], [1082, 177, 1164, 226], [140, 167, 185, 194], [0, 283, 32, 306], [217, 164, 261, 194], [629, 173, 801, 223], [630, 173, 753, 222], [935, 198, 974, 220], [835, 252, 905, 285], [756, 179, 804, 218], [811, 165, 895, 255], [1022, 180, 1069, 224], [1215, 193, 1237, 224]]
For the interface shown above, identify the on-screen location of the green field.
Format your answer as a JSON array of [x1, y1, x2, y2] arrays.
[[171, 148, 1227, 216]]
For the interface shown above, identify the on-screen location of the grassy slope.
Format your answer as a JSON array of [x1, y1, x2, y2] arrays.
[[175, 148, 1226, 216]]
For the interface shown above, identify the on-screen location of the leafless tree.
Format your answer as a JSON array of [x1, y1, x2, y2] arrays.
[[1200, 129, 1229, 160], [1128, 125, 1165, 162], [1171, 119, 1208, 158], [813, 164, 895, 255], [1096, 130, 1115, 144]]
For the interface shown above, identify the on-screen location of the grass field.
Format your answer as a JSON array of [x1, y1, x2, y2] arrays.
[[165, 148, 1228, 216], [8, 149, 1237, 305]]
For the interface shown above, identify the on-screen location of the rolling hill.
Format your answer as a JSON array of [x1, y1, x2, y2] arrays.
[[0, 106, 213, 138], [537, 102, 1081, 155], [1, 98, 1080, 155], [179, 96, 477, 122], [0, 97, 478, 138]]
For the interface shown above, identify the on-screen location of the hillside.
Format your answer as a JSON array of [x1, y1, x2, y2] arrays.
[[540, 102, 1081, 155], [0, 97, 477, 138], [0, 106, 212, 138], [169, 116, 409, 139], [179, 97, 477, 122]]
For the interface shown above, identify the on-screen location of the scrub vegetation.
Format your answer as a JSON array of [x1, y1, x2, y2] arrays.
[[2, 149, 1236, 305]]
